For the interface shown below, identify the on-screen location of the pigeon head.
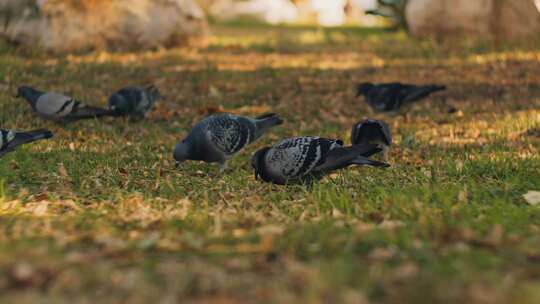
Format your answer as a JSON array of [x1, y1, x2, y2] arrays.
[[356, 82, 374, 97], [16, 86, 43, 105], [108, 93, 130, 116], [251, 147, 271, 180], [173, 139, 193, 167]]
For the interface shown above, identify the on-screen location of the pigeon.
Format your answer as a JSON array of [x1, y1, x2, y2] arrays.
[[356, 82, 446, 113], [108, 85, 160, 119], [0, 128, 53, 158], [16, 86, 114, 123], [351, 119, 392, 160], [173, 113, 284, 171], [251, 136, 389, 185]]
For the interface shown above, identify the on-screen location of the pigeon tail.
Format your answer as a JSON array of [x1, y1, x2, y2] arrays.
[[349, 156, 390, 168], [26, 129, 54, 141], [403, 84, 446, 105], [68, 106, 115, 121], [254, 113, 284, 137], [350, 143, 384, 158], [316, 144, 383, 172], [256, 113, 281, 120], [9, 129, 53, 150], [428, 84, 446, 91]]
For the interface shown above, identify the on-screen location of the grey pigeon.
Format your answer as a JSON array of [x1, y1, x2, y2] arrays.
[[0, 128, 53, 158], [251, 136, 389, 185], [351, 119, 392, 160], [356, 82, 446, 113], [174, 113, 284, 171], [108, 85, 160, 119], [16, 86, 114, 123]]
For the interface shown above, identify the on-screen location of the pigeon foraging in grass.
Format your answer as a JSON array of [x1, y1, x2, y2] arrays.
[[356, 82, 446, 113], [108, 85, 160, 119], [251, 136, 389, 185], [174, 113, 284, 171], [351, 119, 392, 160], [16, 86, 114, 123], [0, 128, 53, 158]]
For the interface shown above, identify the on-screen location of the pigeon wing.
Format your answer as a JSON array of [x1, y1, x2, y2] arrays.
[[207, 115, 251, 155], [266, 137, 342, 179]]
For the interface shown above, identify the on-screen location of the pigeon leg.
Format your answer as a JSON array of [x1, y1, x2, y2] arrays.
[[219, 161, 228, 173], [403, 112, 411, 123], [382, 145, 390, 162], [366, 105, 374, 115]]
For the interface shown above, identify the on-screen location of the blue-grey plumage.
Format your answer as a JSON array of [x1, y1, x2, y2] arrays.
[[108, 85, 160, 119], [251, 136, 389, 185], [351, 119, 392, 161], [356, 82, 446, 113], [16, 86, 114, 123], [0, 128, 53, 158], [173, 113, 284, 171]]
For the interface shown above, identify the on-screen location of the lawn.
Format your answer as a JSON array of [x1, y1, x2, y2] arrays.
[[1, 22, 540, 303]]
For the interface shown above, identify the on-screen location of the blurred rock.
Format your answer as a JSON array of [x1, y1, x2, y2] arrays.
[[406, 0, 540, 42], [0, 0, 208, 53]]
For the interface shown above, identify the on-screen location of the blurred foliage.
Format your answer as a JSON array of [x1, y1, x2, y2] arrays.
[[366, 0, 409, 30]]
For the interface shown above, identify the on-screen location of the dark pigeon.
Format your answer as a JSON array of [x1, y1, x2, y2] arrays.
[[16, 86, 114, 123], [0, 128, 53, 158], [174, 113, 284, 171], [356, 82, 446, 113], [108, 85, 160, 119], [351, 119, 392, 160], [251, 136, 389, 185]]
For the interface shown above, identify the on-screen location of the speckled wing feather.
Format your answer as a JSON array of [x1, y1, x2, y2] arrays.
[[265, 136, 342, 179], [206, 114, 253, 155]]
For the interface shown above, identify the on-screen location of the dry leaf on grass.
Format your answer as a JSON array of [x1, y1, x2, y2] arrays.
[[58, 163, 69, 178], [368, 247, 396, 262], [523, 191, 540, 206], [378, 220, 405, 230]]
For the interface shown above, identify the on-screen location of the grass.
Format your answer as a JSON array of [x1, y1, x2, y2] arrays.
[[0, 22, 540, 303]]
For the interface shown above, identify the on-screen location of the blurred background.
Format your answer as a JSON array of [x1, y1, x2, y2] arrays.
[[1, 0, 539, 53], [1, 2, 540, 303]]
